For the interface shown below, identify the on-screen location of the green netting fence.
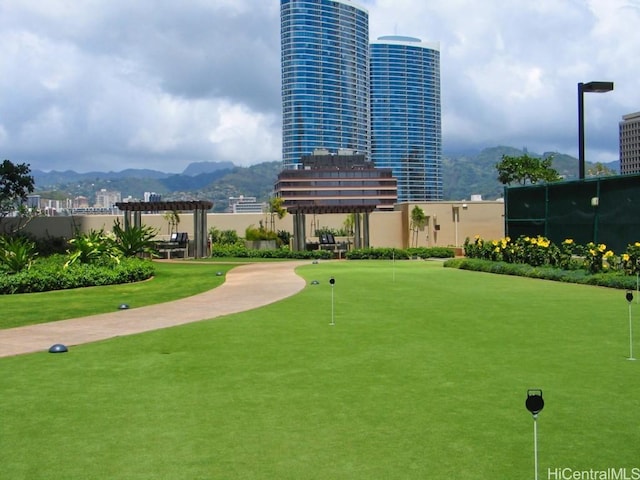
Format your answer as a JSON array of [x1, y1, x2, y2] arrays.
[[505, 174, 640, 253]]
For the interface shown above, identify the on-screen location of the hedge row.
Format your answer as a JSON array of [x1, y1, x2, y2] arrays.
[[209, 245, 455, 261], [443, 258, 638, 290], [210, 245, 332, 260], [0, 256, 155, 294], [345, 247, 455, 260]]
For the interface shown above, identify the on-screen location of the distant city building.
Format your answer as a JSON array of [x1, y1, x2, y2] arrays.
[[228, 196, 266, 214], [26, 195, 72, 216], [370, 35, 442, 201], [69, 207, 121, 215], [281, 0, 370, 169], [144, 192, 162, 202], [26, 194, 41, 210], [95, 189, 122, 210], [274, 148, 397, 212], [73, 196, 90, 209], [620, 112, 640, 174]]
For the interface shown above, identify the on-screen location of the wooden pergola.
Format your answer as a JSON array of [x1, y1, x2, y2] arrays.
[[286, 204, 376, 251], [115, 201, 213, 258]]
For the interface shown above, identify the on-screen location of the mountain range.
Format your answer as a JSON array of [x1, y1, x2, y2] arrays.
[[33, 147, 617, 212]]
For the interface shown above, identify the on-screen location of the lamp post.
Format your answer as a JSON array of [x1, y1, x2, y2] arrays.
[[578, 81, 614, 179]]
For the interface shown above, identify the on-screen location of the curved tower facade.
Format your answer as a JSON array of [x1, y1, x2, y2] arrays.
[[370, 35, 442, 201], [281, 0, 370, 169]]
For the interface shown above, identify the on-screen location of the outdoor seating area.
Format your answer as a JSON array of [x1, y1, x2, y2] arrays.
[[317, 233, 349, 259], [156, 232, 189, 259]]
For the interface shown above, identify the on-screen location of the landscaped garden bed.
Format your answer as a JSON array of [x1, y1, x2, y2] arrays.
[[444, 235, 640, 289], [0, 222, 157, 294]]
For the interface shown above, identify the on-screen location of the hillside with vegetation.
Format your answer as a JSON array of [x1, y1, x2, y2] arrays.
[[33, 148, 616, 209]]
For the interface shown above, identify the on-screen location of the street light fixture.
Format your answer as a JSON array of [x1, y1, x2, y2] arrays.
[[578, 81, 614, 179]]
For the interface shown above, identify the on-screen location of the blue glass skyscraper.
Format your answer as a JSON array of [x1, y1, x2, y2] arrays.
[[280, 0, 370, 169], [370, 36, 442, 201]]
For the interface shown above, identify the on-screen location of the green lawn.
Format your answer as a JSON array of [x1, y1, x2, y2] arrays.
[[1, 261, 638, 479], [0, 261, 237, 328]]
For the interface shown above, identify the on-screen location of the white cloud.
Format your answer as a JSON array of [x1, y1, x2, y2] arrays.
[[208, 102, 281, 166], [0, 0, 637, 174]]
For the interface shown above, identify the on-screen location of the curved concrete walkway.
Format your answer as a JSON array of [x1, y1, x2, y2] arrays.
[[0, 261, 309, 358]]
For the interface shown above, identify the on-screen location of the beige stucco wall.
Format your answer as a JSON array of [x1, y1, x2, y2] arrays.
[[11, 201, 505, 248], [397, 201, 506, 247]]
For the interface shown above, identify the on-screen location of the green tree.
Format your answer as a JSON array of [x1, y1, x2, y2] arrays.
[[162, 210, 181, 235], [495, 154, 561, 186], [343, 213, 355, 236], [0, 160, 36, 231], [410, 206, 427, 248], [267, 196, 286, 232], [587, 162, 616, 177]]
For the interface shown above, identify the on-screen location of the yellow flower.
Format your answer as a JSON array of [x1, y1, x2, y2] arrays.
[[635, 242, 640, 247], [589, 249, 596, 256], [524, 237, 530, 242], [623, 254, 630, 262], [492, 240, 498, 246], [598, 244, 607, 252], [563, 239, 574, 245], [530, 238, 538, 245], [604, 250, 614, 259]]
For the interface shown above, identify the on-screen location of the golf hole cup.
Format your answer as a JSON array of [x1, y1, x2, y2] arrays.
[[525, 389, 544, 416]]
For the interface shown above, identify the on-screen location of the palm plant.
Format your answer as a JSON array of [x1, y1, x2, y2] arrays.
[[410, 206, 427, 247]]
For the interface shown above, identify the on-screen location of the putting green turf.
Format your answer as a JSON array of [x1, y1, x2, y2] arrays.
[[1, 261, 638, 479], [0, 261, 236, 328]]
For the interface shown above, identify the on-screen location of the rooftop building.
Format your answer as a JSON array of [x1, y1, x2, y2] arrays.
[[620, 112, 640, 174], [370, 35, 442, 201], [281, 0, 370, 169]]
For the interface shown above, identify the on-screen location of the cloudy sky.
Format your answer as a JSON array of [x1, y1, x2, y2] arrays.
[[1, 0, 638, 173]]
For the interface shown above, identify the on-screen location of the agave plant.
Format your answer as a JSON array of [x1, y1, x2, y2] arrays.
[[0, 235, 38, 274], [111, 220, 159, 257]]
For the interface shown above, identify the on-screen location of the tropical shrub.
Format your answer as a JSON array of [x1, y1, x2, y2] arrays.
[[112, 220, 158, 257], [620, 242, 640, 276], [0, 235, 38, 273], [210, 244, 331, 260], [65, 229, 119, 267], [277, 230, 292, 247], [315, 226, 351, 237], [407, 247, 455, 259], [346, 248, 409, 260], [461, 235, 640, 280], [245, 224, 277, 241], [345, 247, 454, 260], [443, 258, 637, 290], [0, 255, 154, 294], [209, 227, 241, 246]]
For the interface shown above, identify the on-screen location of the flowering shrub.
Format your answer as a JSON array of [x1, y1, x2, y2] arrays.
[[583, 242, 616, 274], [464, 235, 637, 275], [621, 242, 640, 276]]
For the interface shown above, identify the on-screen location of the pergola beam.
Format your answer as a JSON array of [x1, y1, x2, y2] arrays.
[[115, 201, 213, 258]]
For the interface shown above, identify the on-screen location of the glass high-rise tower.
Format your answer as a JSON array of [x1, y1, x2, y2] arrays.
[[280, 0, 370, 169], [370, 35, 442, 201]]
